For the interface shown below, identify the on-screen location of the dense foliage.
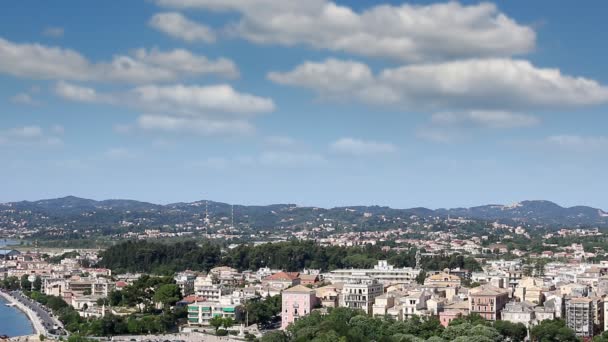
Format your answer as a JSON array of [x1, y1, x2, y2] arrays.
[[98, 240, 482, 274], [530, 319, 578, 342], [264, 308, 528, 342], [99, 240, 222, 274], [242, 295, 282, 327]]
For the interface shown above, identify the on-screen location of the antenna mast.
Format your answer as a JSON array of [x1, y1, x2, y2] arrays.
[[231, 204, 234, 229]]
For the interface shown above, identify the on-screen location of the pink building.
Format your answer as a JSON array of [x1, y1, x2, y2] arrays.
[[469, 285, 509, 320], [439, 301, 469, 327], [281, 285, 317, 330]]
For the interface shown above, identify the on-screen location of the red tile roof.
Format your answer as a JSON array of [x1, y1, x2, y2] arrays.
[[264, 271, 300, 281]]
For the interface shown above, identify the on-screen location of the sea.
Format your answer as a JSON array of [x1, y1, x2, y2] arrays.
[[0, 239, 34, 337]]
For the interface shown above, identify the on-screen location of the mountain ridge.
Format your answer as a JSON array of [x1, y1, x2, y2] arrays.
[[2, 196, 607, 229]]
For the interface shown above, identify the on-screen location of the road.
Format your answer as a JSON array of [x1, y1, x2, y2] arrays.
[[8, 291, 65, 335]]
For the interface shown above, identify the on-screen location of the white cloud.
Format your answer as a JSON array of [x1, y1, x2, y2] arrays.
[[0, 125, 63, 147], [268, 58, 373, 96], [56, 82, 274, 137], [544, 135, 608, 151], [42, 27, 64, 38], [10, 93, 36, 105], [269, 58, 608, 111], [156, 0, 535, 61], [137, 114, 255, 136], [133, 48, 238, 78], [55, 82, 274, 115], [150, 12, 216, 43], [55, 81, 107, 103], [0, 37, 238, 82], [131, 84, 275, 115], [329, 137, 396, 156], [10, 126, 43, 138], [431, 111, 540, 128]]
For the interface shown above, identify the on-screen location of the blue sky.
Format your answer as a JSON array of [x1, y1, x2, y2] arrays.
[[1, 0, 608, 209]]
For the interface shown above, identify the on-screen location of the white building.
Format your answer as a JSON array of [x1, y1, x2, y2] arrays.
[[341, 278, 384, 315], [326, 260, 420, 285]]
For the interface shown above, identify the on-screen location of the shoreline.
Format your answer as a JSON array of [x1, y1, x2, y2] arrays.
[[0, 291, 44, 337]]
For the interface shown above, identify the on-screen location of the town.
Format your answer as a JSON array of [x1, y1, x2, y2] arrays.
[[2, 222, 608, 342]]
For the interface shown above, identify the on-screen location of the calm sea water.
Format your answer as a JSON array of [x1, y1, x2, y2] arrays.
[[1, 239, 34, 337], [0, 297, 34, 337]]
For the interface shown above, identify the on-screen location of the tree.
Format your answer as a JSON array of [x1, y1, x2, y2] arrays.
[[152, 284, 182, 308], [260, 331, 289, 342], [594, 331, 608, 342], [223, 317, 234, 330], [530, 319, 578, 342], [415, 270, 427, 285], [33, 276, 42, 292], [493, 320, 527, 342], [210, 316, 224, 332], [20, 274, 32, 290]]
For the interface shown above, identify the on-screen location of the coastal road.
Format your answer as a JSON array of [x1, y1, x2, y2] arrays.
[[9, 291, 63, 333]]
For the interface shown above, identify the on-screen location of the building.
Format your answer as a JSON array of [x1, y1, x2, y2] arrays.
[[514, 277, 550, 304], [469, 285, 509, 321], [424, 272, 461, 288], [315, 284, 342, 308], [341, 278, 384, 315], [262, 272, 301, 291], [501, 301, 536, 328], [299, 274, 320, 286], [187, 298, 243, 326], [0, 249, 20, 260], [402, 290, 432, 319], [281, 285, 317, 330], [326, 260, 420, 285], [174, 271, 197, 296], [566, 297, 594, 337], [372, 294, 396, 317], [439, 301, 469, 327]]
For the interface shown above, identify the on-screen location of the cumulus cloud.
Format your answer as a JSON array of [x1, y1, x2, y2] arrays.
[[268, 58, 373, 96], [156, 0, 535, 61], [0, 125, 63, 147], [0, 37, 238, 82], [330, 138, 397, 156], [55, 81, 108, 103], [150, 12, 216, 43], [269, 58, 608, 111], [55, 82, 274, 114], [56, 82, 274, 137], [431, 111, 540, 128], [131, 84, 275, 115]]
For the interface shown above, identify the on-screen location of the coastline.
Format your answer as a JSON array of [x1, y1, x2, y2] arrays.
[[0, 291, 44, 337]]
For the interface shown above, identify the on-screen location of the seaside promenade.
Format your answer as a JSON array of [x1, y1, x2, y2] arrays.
[[0, 290, 62, 341]]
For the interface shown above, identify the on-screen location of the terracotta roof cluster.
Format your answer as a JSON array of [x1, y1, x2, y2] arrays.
[[264, 271, 300, 281]]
